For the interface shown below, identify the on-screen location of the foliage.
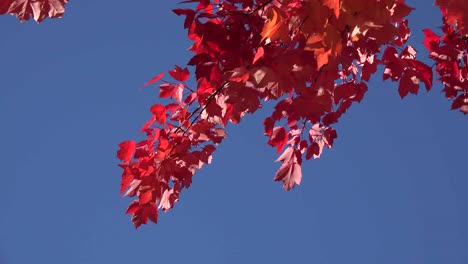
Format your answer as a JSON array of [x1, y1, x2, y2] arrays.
[[1, 0, 67, 22], [4, 0, 467, 228]]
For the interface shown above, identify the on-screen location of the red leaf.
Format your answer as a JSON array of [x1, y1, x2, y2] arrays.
[[253, 47, 265, 64], [124, 180, 141, 197], [4, 0, 68, 22], [159, 83, 184, 102], [120, 169, 134, 195], [150, 104, 166, 125], [132, 203, 158, 228], [398, 70, 420, 98], [422, 29, 440, 52], [140, 116, 156, 132], [274, 148, 302, 191], [145, 203, 158, 224], [451, 94, 468, 114], [322, 0, 340, 18], [172, 8, 196, 29], [117, 141, 136, 162], [276, 147, 294, 162], [126, 200, 140, 215], [185, 92, 198, 105], [139, 191, 153, 205], [406, 59, 433, 90], [159, 188, 178, 211], [263, 117, 275, 136], [267, 126, 288, 153], [168, 65, 190, 82], [305, 142, 321, 160], [141, 72, 164, 88], [323, 127, 337, 148]]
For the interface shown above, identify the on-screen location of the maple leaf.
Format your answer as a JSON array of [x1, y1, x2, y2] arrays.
[[435, 0, 468, 35], [120, 166, 135, 195], [2, 0, 68, 22], [159, 83, 184, 103], [274, 148, 303, 191], [322, 0, 340, 18], [267, 126, 288, 153], [253, 47, 265, 64], [422, 29, 441, 52], [111, 0, 468, 228], [261, 6, 289, 42], [159, 188, 178, 211], [0, 0, 14, 14], [172, 8, 196, 29], [117, 141, 136, 163], [150, 104, 166, 125], [168, 65, 190, 82], [141, 72, 164, 89], [451, 94, 468, 114]]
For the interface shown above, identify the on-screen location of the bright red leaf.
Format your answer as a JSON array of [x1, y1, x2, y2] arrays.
[[117, 141, 136, 162], [150, 104, 166, 125], [141, 72, 164, 88], [168, 65, 190, 82]]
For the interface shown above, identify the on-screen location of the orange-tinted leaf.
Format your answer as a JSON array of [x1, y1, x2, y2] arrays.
[[261, 6, 289, 42], [322, 0, 340, 18]]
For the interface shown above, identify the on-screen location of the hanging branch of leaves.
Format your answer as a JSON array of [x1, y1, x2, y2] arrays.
[[4, 0, 467, 228]]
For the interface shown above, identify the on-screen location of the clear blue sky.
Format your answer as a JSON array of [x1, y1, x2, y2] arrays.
[[1, 1, 467, 263]]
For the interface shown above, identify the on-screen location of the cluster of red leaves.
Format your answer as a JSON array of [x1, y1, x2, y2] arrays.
[[0, 0, 68, 22], [116, 0, 442, 228], [2, 0, 465, 228], [423, 1, 468, 114]]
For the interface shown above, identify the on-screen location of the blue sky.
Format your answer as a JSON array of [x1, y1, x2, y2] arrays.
[[1, 1, 467, 263]]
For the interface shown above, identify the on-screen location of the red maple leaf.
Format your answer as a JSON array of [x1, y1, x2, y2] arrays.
[[150, 104, 166, 125], [106, 0, 468, 228], [274, 148, 303, 191], [168, 65, 190, 82], [267, 126, 288, 153], [2, 0, 68, 22], [117, 141, 136, 163]]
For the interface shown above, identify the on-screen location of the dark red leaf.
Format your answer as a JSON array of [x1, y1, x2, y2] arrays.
[[126, 200, 140, 215], [451, 94, 468, 114], [398, 70, 420, 98], [172, 8, 196, 29], [268, 126, 288, 153]]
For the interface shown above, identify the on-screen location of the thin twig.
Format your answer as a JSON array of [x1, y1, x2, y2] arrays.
[[165, 81, 228, 157]]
